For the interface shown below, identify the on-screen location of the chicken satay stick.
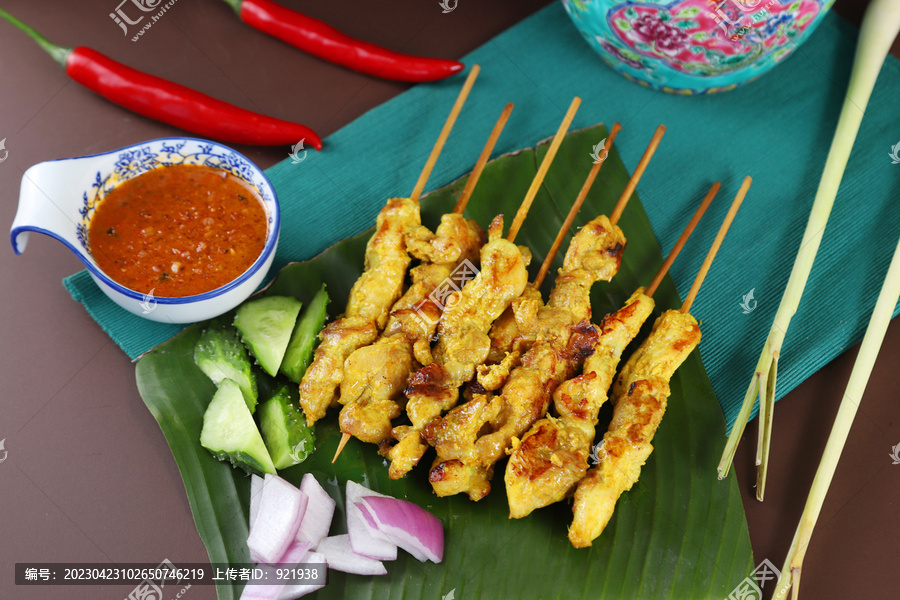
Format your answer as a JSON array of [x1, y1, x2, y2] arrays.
[[505, 182, 719, 519], [299, 66, 479, 427], [533, 123, 622, 289], [391, 102, 584, 477], [568, 177, 749, 548], [428, 127, 672, 499], [486, 123, 660, 383], [331, 103, 514, 462]]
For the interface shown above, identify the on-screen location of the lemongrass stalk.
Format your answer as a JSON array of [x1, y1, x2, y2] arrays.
[[718, 0, 900, 487], [773, 229, 900, 600]]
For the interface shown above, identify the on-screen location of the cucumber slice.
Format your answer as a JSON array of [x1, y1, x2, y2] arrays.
[[259, 384, 316, 470], [233, 296, 303, 377], [193, 319, 258, 412], [200, 378, 276, 475], [281, 285, 330, 384]]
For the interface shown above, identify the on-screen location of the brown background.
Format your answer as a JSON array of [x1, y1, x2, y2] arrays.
[[1, 1, 898, 599]]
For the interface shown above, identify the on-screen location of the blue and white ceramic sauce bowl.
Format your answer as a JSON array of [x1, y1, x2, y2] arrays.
[[562, 0, 835, 94], [10, 138, 280, 323]]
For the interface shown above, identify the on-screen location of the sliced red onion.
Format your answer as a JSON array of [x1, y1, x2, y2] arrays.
[[249, 474, 265, 530], [358, 496, 444, 563], [247, 475, 308, 565], [296, 473, 335, 548], [242, 539, 314, 599], [345, 481, 397, 561], [316, 534, 387, 576], [276, 551, 327, 600]]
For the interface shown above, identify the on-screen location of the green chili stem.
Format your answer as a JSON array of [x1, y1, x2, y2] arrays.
[[0, 8, 71, 68], [220, 0, 243, 17]]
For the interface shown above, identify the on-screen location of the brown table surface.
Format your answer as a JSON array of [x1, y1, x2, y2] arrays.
[[2, 1, 898, 599]]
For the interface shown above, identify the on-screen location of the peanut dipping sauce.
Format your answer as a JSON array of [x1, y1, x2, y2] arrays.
[[88, 164, 268, 297]]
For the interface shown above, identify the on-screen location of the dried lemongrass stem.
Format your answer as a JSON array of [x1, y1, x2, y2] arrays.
[[718, 0, 900, 486], [772, 230, 900, 600]]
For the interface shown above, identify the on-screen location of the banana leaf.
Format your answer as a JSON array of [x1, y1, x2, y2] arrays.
[[136, 125, 754, 600]]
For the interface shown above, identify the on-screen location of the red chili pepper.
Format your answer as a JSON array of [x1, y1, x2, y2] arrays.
[[0, 8, 322, 149], [224, 0, 464, 82]]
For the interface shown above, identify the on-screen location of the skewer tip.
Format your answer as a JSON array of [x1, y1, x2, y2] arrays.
[[332, 433, 351, 463]]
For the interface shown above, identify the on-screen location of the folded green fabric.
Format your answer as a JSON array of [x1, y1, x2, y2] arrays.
[[64, 4, 900, 431]]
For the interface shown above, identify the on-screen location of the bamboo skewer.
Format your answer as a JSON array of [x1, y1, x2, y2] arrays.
[[533, 122, 665, 289], [331, 68, 481, 463], [681, 176, 751, 314], [409, 65, 480, 203], [507, 97, 582, 243], [533, 123, 622, 289], [609, 124, 666, 226], [772, 231, 900, 600], [453, 102, 514, 214], [645, 182, 720, 298]]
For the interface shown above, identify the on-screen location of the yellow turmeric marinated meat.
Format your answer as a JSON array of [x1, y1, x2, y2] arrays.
[[568, 309, 700, 548], [387, 215, 529, 479], [337, 214, 485, 446], [504, 289, 655, 519], [427, 215, 626, 499], [299, 197, 419, 425]]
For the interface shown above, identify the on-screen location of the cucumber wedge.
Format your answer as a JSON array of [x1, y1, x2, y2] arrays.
[[193, 320, 258, 412], [233, 296, 303, 377], [259, 384, 316, 469], [281, 285, 330, 384], [200, 378, 276, 475]]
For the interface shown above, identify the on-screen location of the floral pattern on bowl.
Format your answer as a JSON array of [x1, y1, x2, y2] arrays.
[[563, 0, 835, 93]]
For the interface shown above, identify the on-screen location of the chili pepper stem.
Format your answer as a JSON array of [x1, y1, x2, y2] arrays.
[[0, 8, 71, 68], [220, 0, 242, 17]]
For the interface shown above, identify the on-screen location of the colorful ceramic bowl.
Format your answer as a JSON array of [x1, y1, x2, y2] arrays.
[[10, 138, 280, 323], [562, 0, 836, 94]]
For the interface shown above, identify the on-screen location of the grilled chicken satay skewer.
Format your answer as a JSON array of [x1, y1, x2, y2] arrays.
[[569, 176, 751, 548], [479, 124, 622, 389], [386, 98, 583, 479], [330, 103, 515, 460], [299, 66, 479, 427], [505, 182, 719, 519], [425, 125, 668, 500]]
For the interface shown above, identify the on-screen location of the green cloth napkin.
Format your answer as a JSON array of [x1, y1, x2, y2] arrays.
[[64, 4, 900, 431]]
